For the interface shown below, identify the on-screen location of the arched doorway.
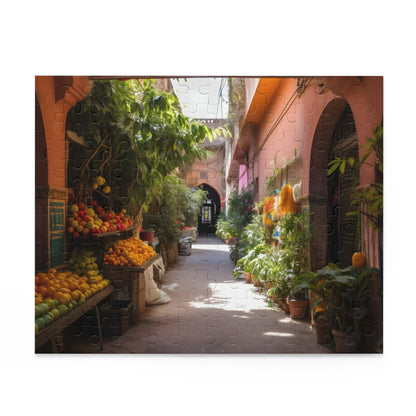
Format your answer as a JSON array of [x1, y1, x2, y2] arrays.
[[326, 104, 358, 267], [309, 97, 359, 270], [198, 183, 221, 235]]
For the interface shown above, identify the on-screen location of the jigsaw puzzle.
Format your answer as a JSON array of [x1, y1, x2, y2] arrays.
[[35, 76, 383, 354]]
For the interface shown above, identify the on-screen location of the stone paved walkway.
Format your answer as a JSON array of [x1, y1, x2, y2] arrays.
[[101, 236, 333, 353]]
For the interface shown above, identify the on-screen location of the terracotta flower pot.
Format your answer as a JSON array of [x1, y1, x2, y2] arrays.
[[140, 230, 155, 243], [313, 320, 334, 345], [277, 298, 290, 314], [287, 298, 309, 319], [252, 277, 261, 287], [332, 329, 360, 353], [270, 294, 278, 303], [243, 272, 252, 283], [264, 282, 274, 290]]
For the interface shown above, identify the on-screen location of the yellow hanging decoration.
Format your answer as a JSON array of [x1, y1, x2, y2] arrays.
[[278, 184, 297, 215], [263, 196, 277, 226]]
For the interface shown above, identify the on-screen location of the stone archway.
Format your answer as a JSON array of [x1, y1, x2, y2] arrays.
[[197, 183, 221, 235], [308, 97, 350, 270]]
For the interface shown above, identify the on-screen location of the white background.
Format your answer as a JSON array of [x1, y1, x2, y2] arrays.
[[0, 1, 413, 415]]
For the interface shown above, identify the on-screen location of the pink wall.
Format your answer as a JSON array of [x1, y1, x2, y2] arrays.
[[247, 77, 383, 201], [238, 164, 248, 193], [241, 76, 383, 269]]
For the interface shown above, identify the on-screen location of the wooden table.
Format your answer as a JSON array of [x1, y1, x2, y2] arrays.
[[35, 285, 114, 352], [103, 254, 161, 323]]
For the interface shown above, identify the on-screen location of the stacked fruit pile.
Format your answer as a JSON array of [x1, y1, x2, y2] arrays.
[[69, 247, 102, 283], [67, 202, 133, 238], [103, 237, 156, 267], [35, 298, 70, 333], [35, 268, 111, 332]]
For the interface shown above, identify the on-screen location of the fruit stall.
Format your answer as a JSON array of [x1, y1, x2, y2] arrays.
[[35, 198, 160, 352]]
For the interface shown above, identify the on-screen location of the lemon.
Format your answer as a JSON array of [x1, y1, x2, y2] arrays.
[[92, 182, 99, 190], [49, 308, 61, 320], [103, 186, 111, 194], [95, 176, 106, 186]]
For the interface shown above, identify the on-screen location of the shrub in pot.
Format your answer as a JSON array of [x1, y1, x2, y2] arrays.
[[267, 277, 290, 313], [292, 272, 335, 345], [275, 210, 313, 319], [294, 263, 380, 352]]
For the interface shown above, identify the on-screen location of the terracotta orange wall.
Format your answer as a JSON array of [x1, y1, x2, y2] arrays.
[[36, 76, 70, 188], [184, 150, 225, 201], [35, 76, 93, 189], [244, 76, 382, 269], [250, 77, 383, 200]]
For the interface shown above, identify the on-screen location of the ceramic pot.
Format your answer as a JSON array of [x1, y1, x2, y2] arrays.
[[332, 329, 360, 353], [270, 294, 278, 303], [313, 320, 334, 345], [140, 230, 155, 243], [243, 272, 252, 283], [287, 298, 309, 319], [278, 298, 290, 314]]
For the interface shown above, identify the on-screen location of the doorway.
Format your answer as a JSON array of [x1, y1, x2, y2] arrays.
[[198, 183, 221, 235], [327, 105, 359, 267]]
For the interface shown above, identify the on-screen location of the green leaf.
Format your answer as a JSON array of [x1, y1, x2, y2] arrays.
[[327, 159, 341, 176], [340, 159, 346, 174]]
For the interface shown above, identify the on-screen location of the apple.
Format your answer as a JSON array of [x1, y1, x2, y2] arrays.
[[78, 210, 85, 218], [115, 215, 120, 222], [83, 215, 91, 222], [73, 231, 80, 238]]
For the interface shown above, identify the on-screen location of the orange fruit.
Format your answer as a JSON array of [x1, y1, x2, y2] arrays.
[[71, 290, 81, 301], [37, 285, 48, 297], [46, 286, 56, 298], [53, 291, 64, 300], [352, 252, 366, 269]]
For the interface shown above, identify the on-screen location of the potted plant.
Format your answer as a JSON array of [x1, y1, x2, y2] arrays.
[[267, 276, 291, 314], [292, 271, 334, 345], [275, 210, 313, 319], [295, 263, 380, 352], [140, 227, 155, 243]]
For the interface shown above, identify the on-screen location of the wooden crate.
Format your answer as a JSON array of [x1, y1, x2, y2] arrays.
[[102, 254, 161, 324]]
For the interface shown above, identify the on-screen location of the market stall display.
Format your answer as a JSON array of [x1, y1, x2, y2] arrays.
[[102, 238, 161, 323], [35, 268, 111, 331], [67, 201, 133, 240]]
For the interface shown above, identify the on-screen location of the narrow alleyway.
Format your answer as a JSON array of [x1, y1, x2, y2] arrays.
[[102, 236, 333, 353]]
